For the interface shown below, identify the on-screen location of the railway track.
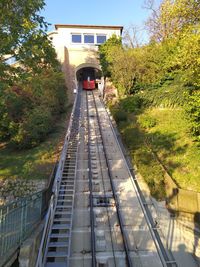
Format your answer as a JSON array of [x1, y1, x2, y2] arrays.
[[86, 90, 133, 266], [36, 88, 177, 267]]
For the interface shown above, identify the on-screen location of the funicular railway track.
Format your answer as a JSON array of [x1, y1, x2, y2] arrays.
[[86, 92, 97, 266], [37, 88, 177, 267], [86, 90, 132, 266]]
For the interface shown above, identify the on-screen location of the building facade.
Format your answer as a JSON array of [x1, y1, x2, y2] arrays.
[[49, 24, 123, 94]]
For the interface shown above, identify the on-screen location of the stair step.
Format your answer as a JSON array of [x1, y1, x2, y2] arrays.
[[59, 186, 74, 190], [58, 194, 73, 197], [50, 233, 70, 238], [52, 224, 70, 230], [56, 206, 72, 210], [61, 181, 74, 184], [60, 182, 74, 185], [47, 251, 68, 258], [54, 218, 71, 222], [48, 242, 69, 248], [46, 262, 67, 267], [59, 194, 74, 197], [55, 211, 72, 215], [57, 201, 73, 205], [59, 190, 74, 193], [57, 199, 73, 203]]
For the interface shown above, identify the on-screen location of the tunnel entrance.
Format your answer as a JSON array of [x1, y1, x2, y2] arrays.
[[76, 67, 102, 90]]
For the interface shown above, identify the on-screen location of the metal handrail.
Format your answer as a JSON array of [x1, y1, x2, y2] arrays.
[[0, 190, 43, 267], [35, 195, 54, 267]]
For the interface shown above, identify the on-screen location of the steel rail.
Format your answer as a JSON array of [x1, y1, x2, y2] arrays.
[[102, 99, 178, 267], [91, 91, 133, 267], [86, 91, 97, 267], [87, 91, 118, 267]]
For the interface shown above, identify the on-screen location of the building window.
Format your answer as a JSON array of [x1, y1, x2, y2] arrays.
[[72, 34, 82, 43], [84, 34, 94, 44], [97, 35, 107, 44]]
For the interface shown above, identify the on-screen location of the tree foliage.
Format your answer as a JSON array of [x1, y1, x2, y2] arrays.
[[0, 0, 67, 148], [98, 34, 122, 77], [145, 0, 200, 42], [99, 0, 200, 140], [0, 0, 59, 85], [0, 70, 67, 148], [185, 90, 200, 141]]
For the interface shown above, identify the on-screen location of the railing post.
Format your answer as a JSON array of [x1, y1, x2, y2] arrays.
[[20, 200, 24, 243]]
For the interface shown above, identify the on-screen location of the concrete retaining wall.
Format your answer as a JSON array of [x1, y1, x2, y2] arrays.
[[19, 222, 44, 267]]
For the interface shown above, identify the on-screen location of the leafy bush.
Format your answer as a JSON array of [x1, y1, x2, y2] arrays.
[[0, 70, 67, 148], [134, 147, 165, 200], [138, 82, 186, 108], [113, 110, 127, 123], [185, 89, 200, 142], [0, 86, 32, 141], [120, 95, 143, 113], [29, 71, 67, 115], [11, 106, 53, 148], [138, 115, 157, 129]]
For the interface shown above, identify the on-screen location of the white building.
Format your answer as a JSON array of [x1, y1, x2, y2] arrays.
[[49, 24, 123, 94]]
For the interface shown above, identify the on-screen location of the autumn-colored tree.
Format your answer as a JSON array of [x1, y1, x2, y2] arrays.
[[145, 0, 200, 42]]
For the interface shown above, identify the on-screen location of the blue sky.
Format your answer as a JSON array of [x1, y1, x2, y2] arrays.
[[41, 0, 160, 42]]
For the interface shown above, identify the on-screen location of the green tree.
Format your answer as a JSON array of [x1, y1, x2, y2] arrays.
[[0, 0, 59, 85], [0, 70, 67, 148], [185, 90, 200, 141], [110, 48, 139, 96], [0, 0, 67, 148], [177, 27, 200, 86], [98, 34, 122, 77]]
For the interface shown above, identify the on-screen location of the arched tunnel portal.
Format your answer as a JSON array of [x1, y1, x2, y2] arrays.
[[76, 63, 102, 89]]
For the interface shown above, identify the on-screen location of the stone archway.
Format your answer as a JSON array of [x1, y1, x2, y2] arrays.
[[75, 62, 101, 73], [75, 63, 102, 89]]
